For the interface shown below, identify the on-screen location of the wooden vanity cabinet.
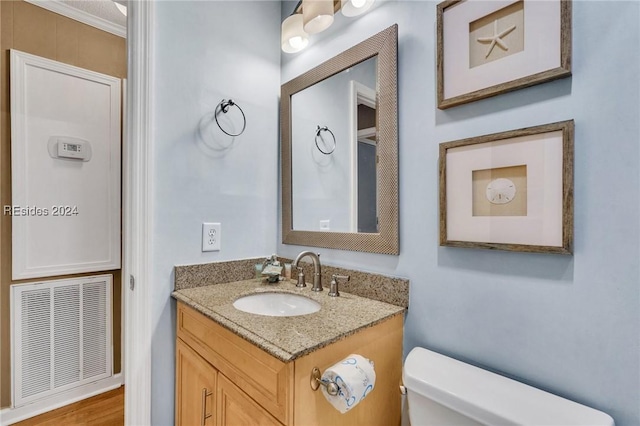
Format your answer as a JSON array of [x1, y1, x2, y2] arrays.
[[176, 302, 403, 426], [177, 302, 292, 425]]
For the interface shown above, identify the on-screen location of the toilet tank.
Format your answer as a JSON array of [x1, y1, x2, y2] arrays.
[[403, 347, 614, 426]]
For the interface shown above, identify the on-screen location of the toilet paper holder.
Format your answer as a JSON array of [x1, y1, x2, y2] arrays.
[[310, 367, 339, 396]]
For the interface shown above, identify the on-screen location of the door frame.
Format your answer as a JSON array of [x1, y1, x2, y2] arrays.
[[349, 80, 377, 233], [123, 1, 154, 424]]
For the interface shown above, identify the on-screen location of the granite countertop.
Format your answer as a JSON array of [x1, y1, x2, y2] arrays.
[[172, 279, 405, 362]]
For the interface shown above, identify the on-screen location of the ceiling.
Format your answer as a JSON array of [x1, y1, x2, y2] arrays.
[[60, 0, 127, 27]]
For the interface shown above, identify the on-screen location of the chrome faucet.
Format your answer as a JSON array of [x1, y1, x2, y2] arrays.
[[292, 251, 323, 292]]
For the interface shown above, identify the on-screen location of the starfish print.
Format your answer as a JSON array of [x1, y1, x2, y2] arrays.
[[477, 20, 517, 58]]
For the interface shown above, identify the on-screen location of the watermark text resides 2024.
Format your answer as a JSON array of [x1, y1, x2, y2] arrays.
[[3, 205, 79, 217]]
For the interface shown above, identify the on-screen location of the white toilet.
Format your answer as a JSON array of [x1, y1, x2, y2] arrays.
[[403, 347, 614, 426]]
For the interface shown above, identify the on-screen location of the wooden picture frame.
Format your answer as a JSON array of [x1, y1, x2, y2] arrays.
[[439, 120, 574, 254], [437, 0, 572, 109]]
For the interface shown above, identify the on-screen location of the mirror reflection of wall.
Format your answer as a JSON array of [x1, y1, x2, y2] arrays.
[[291, 56, 378, 233]]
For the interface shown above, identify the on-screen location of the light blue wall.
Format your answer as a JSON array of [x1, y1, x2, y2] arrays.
[[280, 1, 640, 425], [151, 1, 281, 423], [148, 1, 639, 423]]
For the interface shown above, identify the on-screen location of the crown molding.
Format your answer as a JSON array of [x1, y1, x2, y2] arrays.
[[24, 0, 126, 38]]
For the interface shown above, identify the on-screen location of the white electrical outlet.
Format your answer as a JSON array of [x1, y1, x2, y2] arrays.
[[320, 220, 330, 231], [202, 222, 221, 251]]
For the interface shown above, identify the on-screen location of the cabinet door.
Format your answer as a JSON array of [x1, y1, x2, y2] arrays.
[[176, 338, 217, 426], [217, 374, 282, 426]]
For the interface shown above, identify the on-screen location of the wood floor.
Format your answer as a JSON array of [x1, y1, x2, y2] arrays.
[[14, 387, 124, 426]]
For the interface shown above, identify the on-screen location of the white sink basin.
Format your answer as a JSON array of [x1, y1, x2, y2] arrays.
[[233, 293, 321, 317]]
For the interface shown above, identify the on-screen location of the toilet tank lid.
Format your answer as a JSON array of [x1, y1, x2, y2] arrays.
[[403, 347, 614, 426]]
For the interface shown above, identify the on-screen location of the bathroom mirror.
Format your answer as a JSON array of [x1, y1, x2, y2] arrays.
[[281, 25, 398, 254]]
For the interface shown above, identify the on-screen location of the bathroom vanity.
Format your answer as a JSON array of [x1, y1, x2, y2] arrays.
[[173, 279, 404, 426]]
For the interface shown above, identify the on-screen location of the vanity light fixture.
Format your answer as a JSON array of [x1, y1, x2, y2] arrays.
[[113, 1, 127, 17], [302, 0, 335, 34], [282, 13, 309, 53], [340, 0, 374, 17], [281, 0, 375, 53]]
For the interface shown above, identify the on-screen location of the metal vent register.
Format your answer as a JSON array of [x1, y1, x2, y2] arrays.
[[11, 275, 112, 406]]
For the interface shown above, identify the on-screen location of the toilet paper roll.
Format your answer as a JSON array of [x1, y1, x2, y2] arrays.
[[320, 354, 376, 414]]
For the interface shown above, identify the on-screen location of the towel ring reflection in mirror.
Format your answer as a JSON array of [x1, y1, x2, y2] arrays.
[[215, 99, 247, 137], [315, 125, 336, 155]]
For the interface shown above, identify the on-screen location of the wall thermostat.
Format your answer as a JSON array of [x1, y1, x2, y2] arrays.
[[58, 139, 85, 159], [47, 136, 92, 161]]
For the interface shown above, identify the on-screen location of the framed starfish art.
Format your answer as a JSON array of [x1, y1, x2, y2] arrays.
[[436, 0, 572, 109]]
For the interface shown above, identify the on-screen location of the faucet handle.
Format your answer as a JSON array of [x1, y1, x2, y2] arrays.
[[296, 266, 306, 288], [328, 274, 349, 297]]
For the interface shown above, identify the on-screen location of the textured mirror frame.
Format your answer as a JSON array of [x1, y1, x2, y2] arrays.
[[281, 24, 399, 255]]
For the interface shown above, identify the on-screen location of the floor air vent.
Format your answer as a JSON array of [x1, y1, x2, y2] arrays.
[[11, 275, 112, 407]]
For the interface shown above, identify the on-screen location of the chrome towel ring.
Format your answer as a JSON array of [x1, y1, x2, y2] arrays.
[[315, 125, 336, 155], [215, 99, 246, 137]]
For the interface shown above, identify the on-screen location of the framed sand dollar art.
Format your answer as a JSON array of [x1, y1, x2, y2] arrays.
[[439, 120, 574, 254]]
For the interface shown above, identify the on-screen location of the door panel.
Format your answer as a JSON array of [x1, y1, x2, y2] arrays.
[[176, 338, 216, 426]]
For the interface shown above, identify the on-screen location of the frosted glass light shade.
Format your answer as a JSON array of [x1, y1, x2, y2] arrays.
[[281, 14, 309, 53], [303, 0, 334, 34], [341, 0, 374, 17]]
